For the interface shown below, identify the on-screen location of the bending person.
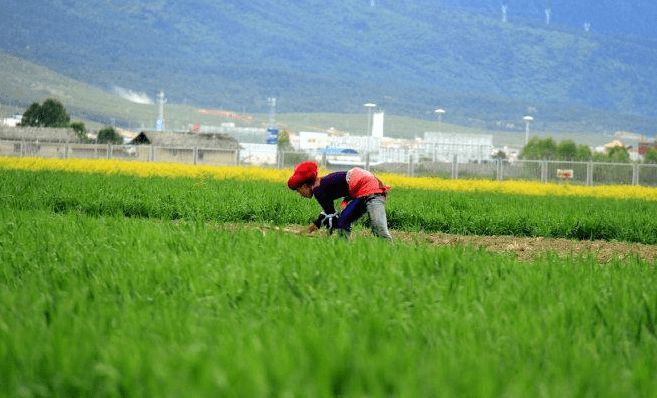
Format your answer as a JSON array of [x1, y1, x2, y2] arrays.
[[287, 161, 393, 242]]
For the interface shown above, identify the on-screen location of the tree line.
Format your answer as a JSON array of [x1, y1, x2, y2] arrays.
[[520, 137, 657, 164], [19, 98, 123, 144]]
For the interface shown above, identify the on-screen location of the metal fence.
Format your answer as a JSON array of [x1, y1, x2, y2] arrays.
[[277, 150, 657, 187], [3, 139, 657, 187]]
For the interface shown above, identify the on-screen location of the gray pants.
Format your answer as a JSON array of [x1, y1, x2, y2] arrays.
[[336, 193, 393, 242]]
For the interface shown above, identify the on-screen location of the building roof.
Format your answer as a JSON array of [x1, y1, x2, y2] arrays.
[[0, 126, 81, 143], [603, 139, 625, 149], [129, 131, 242, 150]]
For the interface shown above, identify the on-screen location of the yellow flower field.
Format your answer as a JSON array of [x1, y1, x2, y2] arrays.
[[2, 156, 657, 201], [0, 156, 290, 182], [381, 173, 657, 201]]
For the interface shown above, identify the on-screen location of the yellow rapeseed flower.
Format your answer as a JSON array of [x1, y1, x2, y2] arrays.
[[2, 156, 656, 201], [380, 172, 657, 201], [0, 156, 290, 182]]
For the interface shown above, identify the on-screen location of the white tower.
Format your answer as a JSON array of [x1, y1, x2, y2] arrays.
[[372, 112, 384, 138], [502, 5, 508, 23], [523, 116, 534, 145], [156, 91, 166, 131]]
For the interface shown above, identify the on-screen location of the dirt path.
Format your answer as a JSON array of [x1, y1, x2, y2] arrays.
[[249, 224, 657, 264], [391, 230, 657, 263]]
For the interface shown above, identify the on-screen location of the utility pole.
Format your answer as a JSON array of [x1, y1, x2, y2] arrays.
[[435, 109, 445, 133]]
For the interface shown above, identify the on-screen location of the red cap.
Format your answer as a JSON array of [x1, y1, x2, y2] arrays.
[[287, 161, 318, 190]]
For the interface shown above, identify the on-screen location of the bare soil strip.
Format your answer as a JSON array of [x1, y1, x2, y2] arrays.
[[217, 223, 657, 264], [394, 231, 657, 263]]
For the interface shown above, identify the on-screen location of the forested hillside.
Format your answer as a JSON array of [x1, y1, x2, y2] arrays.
[[1, 0, 656, 134]]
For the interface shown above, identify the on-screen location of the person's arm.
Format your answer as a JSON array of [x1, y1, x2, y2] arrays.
[[309, 172, 347, 233], [312, 181, 338, 231]]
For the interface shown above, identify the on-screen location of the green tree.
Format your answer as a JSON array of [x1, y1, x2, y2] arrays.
[[277, 130, 293, 152], [556, 140, 577, 160], [644, 147, 657, 164], [20, 98, 70, 127], [576, 144, 593, 161], [40, 99, 70, 127], [591, 145, 630, 163], [276, 129, 310, 167], [592, 152, 609, 162], [97, 126, 123, 144], [20, 103, 42, 127], [491, 149, 507, 161], [607, 146, 630, 163], [522, 138, 593, 161], [70, 122, 89, 142], [520, 137, 558, 160]]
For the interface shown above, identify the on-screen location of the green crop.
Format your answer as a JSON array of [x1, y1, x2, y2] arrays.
[[1, 206, 657, 397], [2, 169, 657, 396], [3, 169, 657, 244]]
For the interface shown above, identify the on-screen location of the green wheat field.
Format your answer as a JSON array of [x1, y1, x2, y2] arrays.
[[1, 166, 657, 397]]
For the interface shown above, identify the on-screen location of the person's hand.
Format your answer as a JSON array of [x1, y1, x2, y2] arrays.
[[307, 223, 318, 235]]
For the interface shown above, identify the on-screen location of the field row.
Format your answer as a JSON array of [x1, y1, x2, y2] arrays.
[[2, 166, 657, 244], [3, 156, 657, 201]]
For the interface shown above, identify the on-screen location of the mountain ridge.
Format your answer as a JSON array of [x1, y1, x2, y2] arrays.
[[1, 0, 656, 136]]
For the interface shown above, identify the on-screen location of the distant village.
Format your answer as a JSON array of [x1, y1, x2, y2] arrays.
[[2, 109, 655, 167], [164, 112, 656, 166]]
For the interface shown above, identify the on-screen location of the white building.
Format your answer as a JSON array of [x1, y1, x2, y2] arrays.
[[421, 132, 494, 163], [239, 143, 277, 165], [330, 135, 381, 152], [372, 112, 384, 138], [297, 131, 330, 150], [2, 114, 23, 127]]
